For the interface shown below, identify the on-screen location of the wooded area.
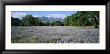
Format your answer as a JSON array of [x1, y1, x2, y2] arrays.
[[11, 11, 99, 28]]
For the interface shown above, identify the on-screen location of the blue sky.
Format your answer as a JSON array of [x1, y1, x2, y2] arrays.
[[11, 11, 77, 19]]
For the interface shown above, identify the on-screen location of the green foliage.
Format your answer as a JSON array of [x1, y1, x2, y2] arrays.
[[21, 15, 44, 26], [11, 15, 64, 26], [11, 11, 99, 27], [11, 17, 21, 26], [64, 11, 99, 28], [50, 21, 64, 26]]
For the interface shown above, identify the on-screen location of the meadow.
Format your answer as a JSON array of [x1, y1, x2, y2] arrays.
[[11, 26, 99, 43]]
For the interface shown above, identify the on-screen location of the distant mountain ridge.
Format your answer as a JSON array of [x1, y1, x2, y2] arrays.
[[37, 16, 64, 23], [11, 17, 21, 26], [11, 16, 64, 24]]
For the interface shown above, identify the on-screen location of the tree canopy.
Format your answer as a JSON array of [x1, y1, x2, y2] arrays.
[[11, 11, 99, 28], [64, 11, 99, 28]]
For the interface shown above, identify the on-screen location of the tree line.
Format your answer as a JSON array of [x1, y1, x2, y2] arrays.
[[11, 15, 64, 26], [64, 11, 99, 28], [11, 11, 99, 28]]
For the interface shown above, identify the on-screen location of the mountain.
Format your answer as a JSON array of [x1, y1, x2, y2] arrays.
[[48, 17, 63, 23], [37, 16, 49, 23], [36, 16, 64, 23], [11, 17, 21, 26]]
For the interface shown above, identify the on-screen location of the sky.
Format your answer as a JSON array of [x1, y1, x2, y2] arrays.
[[11, 11, 77, 19]]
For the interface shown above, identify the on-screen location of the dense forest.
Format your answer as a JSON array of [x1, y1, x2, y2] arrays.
[[11, 11, 99, 28]]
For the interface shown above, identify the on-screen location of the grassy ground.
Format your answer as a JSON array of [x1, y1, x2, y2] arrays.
[[11, 26, 99, 43]]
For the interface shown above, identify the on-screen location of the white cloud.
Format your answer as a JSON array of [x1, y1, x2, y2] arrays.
[[47, 14, 66, 19], [11, 12, 27, 19]]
